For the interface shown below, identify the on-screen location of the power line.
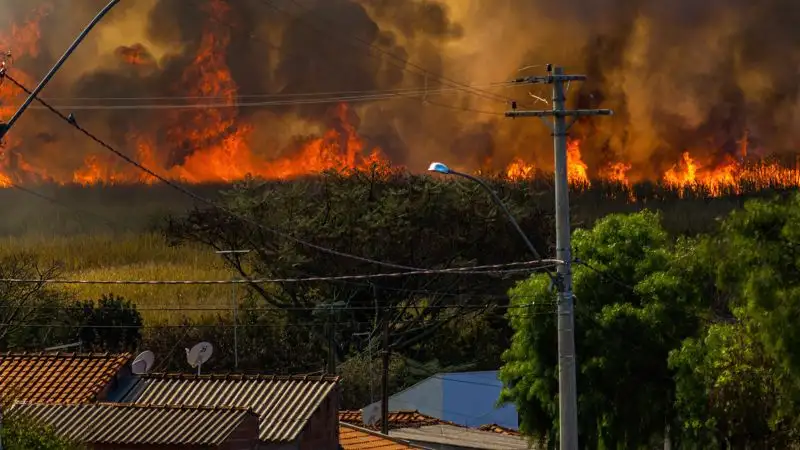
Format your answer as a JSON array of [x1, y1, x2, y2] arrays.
[[20, 88, 508, 112], [0, 260, 559, 284], [1, 70, 423, 272], [259, 0, 511, 105], [0, 310, 558, 330], [34, 83, 515, 102], [0, 301, 557, 313]]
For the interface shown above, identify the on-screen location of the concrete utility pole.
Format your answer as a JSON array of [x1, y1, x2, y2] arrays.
[[215, 249, 251, 370], [505, 64, 612, 450]]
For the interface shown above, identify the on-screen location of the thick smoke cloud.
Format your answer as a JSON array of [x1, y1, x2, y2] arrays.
[[1, 0, 800, 182]]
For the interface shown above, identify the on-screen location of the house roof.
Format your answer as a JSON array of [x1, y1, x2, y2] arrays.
[[0, 352, 132, 404], [339, 423, 424, 450], [120, 373, 340, 443], [479, 424, 522, 436], [10, 402, 256, 446], [390, 424, 529, 450], [339, 410, 455, 430]]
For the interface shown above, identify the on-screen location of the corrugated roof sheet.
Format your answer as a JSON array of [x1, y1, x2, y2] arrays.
[[339, 423, 422, 450], [339, 410, 456, 430], [121, 373, 339, 443], [10, 402, 255, 446], [0, 352, 132, 404], [390, 424, 529, 450]]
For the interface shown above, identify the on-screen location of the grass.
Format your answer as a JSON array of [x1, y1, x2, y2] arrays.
[[0, 232, 234, 323]]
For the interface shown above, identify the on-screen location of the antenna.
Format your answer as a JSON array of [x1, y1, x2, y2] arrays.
[[131, 350, 155, 375], [186, 342, 213, 376], [44, 341, 82, 352]]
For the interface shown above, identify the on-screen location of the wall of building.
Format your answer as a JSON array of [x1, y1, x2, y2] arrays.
[[296, 387, 340, 450]]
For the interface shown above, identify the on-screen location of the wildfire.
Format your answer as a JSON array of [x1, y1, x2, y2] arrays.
[[567, 139, 589, 187], [505, 158, 535, 180], [3, 4, 800, 200]]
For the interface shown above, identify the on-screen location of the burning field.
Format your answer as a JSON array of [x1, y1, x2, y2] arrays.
[[0, 0, 800, 197]]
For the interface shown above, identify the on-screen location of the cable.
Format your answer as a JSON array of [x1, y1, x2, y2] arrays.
[[0, 260, 559, 284], [0, 310, 558, 330], [21, 87, 508, 112], [259, 0, 511, 105], [36, 83, 515, 102], [4, 180, 118, 229], [0, 297, 557, 313], [2, 70, 423, 272]]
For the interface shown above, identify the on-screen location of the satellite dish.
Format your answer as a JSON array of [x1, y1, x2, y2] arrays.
[[186, 342, 213, 375], [132, 350, 155, 375], [361, 402, 381, 427]]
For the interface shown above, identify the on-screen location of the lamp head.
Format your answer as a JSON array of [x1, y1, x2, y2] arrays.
[[427, 162, 451, 174]]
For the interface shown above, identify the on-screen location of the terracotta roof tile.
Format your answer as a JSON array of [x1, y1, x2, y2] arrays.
[[478, 423, 521, 436], [339, 423, 422, 450], [0, 352, 132, 404], [339, 410, 457, 430]]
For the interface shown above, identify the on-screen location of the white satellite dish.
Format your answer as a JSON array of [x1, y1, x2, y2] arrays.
[[186, 342, 213, 375], [131, 350, 155, 375], [361, 402, 381, 427]]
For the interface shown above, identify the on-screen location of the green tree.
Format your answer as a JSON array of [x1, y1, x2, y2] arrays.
[[74, 294, 143, 352], [669, 319, 797, 448], [708, 194, 800, 377], [1, 413, 83, 450], [499, 211, 703, 448]]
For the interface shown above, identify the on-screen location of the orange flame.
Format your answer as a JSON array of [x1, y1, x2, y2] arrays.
[[505, 158, 535, 180], [4, 4, 800, 199], [567, 139, 589, 187]]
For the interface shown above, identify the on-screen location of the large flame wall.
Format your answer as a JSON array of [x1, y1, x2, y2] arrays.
[[1, 0, 800, 194]]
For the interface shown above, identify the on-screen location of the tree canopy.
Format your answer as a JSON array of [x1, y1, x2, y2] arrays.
[[501, 193, 800, 448]]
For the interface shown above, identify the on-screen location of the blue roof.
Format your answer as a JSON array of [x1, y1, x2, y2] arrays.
[[369, 370, 518, 430]]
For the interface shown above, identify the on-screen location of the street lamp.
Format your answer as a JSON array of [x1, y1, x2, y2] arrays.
[[427, 162, 542, 260], [215, 249, 252, 370]]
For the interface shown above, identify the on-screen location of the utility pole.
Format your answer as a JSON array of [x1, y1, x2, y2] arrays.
[[505, 65, 612, 450], [327, 302, 336, 374], [377, 284, 390, 435], [215, 249, 251, 370], [380, 315, 390, 435]]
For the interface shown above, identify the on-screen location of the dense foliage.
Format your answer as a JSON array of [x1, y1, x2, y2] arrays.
[[501, 193, 800, 448], [0, 413, 83, 450]]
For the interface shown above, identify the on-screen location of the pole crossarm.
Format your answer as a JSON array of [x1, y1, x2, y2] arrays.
[[512, 74, 588, 84], [505, 109, 613, 118]]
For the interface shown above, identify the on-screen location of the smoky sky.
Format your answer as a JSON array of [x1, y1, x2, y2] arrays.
[[1, 0, 800, 181]]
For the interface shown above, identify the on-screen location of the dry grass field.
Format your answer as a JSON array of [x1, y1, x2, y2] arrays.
[[0, 232, 235, 322]]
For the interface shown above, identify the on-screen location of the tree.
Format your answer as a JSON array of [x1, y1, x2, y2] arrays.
[[165, 168, 553, 368], [706, 193, 800, 378], [1, 410, 83, 450], [74, 294, 143, 353], [499, 210, 704, 448], [0, 255, 78, 350], [669, 319, 798, 448]]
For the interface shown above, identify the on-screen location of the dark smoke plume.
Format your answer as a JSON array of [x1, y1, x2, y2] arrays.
[[1, 0, 800, 180]]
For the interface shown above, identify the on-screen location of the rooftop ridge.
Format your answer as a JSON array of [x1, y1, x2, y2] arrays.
[[141, 372, 340, 382], [1, 351, 133, 360], [12, 401, 255, 413]]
